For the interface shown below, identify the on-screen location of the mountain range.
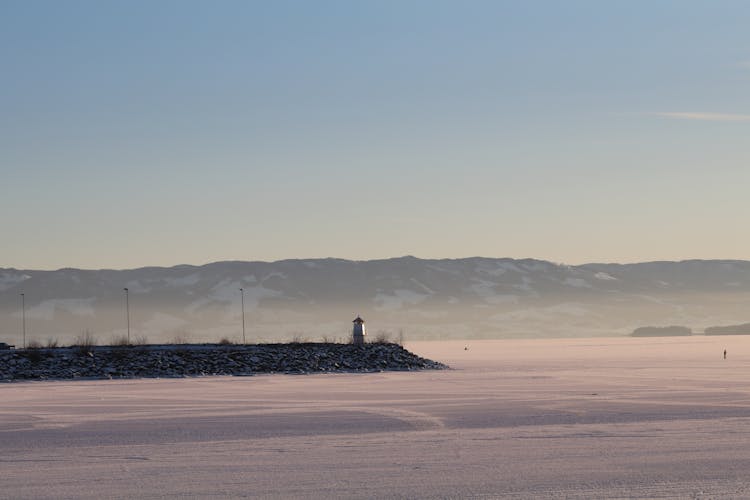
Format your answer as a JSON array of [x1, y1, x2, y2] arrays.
[[2, 257, 750, 344]]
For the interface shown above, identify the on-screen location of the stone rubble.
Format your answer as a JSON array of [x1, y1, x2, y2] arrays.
[[0, 343, 448, 381]]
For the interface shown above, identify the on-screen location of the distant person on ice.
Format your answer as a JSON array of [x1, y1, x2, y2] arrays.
[[724, 349, 727, 360]]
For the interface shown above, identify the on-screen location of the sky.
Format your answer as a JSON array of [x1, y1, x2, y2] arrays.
[[2, 0, 749, 270]]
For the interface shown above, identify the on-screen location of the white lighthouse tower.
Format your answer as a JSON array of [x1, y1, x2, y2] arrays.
[[352, 316, 366, 346]]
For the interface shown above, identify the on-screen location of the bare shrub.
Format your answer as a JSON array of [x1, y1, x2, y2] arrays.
[[321, 335, 339, 344], [26, 339, 43, 349], [218, 337, 234, 345], [169, 330, 191, 344], [46, 338, 59, 349], [372, 330, 392, 344], [110, 335, 131, 347], [133, 335, 149, 346], [290, 333, 308, 344], [73, 330, 97, 352]]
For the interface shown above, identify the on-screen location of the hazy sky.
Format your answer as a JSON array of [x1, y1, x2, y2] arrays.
[[2, 1, 749, 270]]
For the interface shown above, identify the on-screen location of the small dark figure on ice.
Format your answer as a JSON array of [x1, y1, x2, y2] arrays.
[[724, 349, 727, 360]]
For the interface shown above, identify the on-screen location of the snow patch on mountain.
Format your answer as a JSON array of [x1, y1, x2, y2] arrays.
[[375, 289, 430, 310], [410, 278, 436, 294], [475, 261, 521, 276], [467, 279, 499, 299], [262, 272, 287, 282], [0, 272, 31, 292], [594, 272, 617, 281], [187, 279, 282, 313]]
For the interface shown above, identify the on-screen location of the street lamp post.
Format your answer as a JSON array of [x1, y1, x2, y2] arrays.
[[239, 288, 246, 344], [20, 293, 25, 349], [123, 288, 130, 344]]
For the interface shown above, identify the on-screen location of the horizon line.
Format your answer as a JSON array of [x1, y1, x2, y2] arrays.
[[3, 256, 749, 273]]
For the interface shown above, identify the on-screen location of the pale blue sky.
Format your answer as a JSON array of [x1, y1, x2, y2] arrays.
[[2, 1, 749, 270]]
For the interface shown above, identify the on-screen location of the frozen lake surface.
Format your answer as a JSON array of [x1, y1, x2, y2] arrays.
[[4, 336, 750, 498]]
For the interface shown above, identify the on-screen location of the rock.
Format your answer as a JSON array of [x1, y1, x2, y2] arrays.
[[0, 343, 448, 381]]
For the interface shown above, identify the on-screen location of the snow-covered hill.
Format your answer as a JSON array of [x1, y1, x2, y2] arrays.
[[2, 257, 750, 344]]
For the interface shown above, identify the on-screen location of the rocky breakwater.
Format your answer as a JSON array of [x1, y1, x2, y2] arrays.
[[0, 343, 448, 381]]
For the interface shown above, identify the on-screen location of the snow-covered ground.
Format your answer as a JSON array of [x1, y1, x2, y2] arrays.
[[3, 336, 750, 498]]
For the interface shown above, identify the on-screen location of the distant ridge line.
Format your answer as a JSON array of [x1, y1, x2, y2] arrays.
[[4, 256, 750, 273]]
